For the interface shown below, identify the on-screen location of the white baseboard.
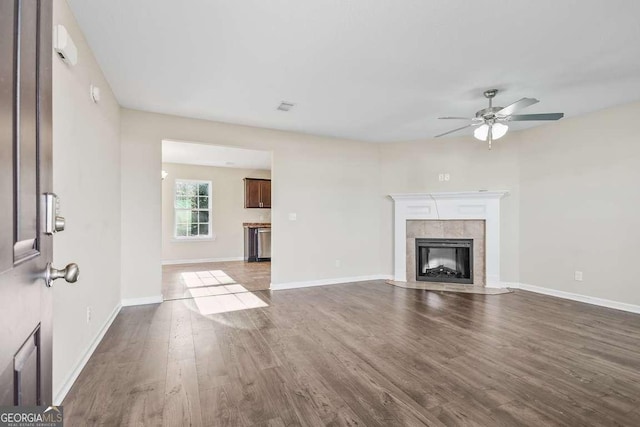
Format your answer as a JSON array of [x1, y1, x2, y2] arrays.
[[162, 256, 244, 265], [53, 302, 122, 405], [509, 282, 640, 315], [500, 281, 522, 289], [271, 274, 393, 291], [121, 294, 164, 306]]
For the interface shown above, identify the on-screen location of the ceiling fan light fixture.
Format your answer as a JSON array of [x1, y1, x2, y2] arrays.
[[473, 123, 508, 141], [474, 124, 489, 141], [492, 122, 509, 139]]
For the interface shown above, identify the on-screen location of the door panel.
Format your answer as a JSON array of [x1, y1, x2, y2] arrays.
[[13, 326, 41, 405], [0, 0, 16, 273], [0, 0, 53, 406], [15, 0, 41, 262]]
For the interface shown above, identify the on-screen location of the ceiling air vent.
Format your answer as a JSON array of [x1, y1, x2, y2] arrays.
[[277, 101, 295, 112]]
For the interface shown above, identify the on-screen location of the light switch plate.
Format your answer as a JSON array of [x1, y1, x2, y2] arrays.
[[288, 213, 297, 221]]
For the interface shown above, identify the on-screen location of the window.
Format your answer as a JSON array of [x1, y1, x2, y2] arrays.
[[174, 180, 211, 239]]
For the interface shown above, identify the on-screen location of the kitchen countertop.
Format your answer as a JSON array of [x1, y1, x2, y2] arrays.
[[243, 222, 271, 228]]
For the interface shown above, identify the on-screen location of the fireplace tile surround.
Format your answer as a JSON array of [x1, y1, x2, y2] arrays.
[[390, 191, 508, 288]]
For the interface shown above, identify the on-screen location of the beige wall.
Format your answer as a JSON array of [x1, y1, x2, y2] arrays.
[[378, 136, 521, 283], [121, 109, 383, 299], [518, 101, 640, 305], [161, 163, 271, 262], [52, 0, 121, 401]]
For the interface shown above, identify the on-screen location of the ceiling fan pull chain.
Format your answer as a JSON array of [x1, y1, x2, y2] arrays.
[[488, 126, 493, 150]]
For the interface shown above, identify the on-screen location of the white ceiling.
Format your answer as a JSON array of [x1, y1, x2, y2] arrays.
[[162, 140, 272, 170], [68, 0, 640, 142]]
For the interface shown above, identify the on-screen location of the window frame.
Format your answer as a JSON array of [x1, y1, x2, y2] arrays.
[[173, 179, 212, 240]]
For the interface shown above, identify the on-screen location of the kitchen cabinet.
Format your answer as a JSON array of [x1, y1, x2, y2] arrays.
[[244, 178, 271, 208]]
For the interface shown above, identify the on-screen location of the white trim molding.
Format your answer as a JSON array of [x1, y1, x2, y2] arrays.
[[389, 191, 509, 287], [271, 275, 393, 291], [161, 256, 243, 265], [510, 283, 640, 315], [53, 303, 122, 405], [121, 295, 163, 306]]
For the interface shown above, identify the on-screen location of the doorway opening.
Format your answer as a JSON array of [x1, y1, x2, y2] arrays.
[[160, 140, 272, 307]]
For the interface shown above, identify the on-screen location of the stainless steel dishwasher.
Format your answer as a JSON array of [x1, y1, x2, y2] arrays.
[[244, 226, 271, 262], [257, 227, 271, 260]]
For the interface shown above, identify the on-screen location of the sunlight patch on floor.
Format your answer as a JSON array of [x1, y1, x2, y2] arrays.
[[179, 269, 269, 315], [193, 291, 268, 315], [180, 270, 236, 287]]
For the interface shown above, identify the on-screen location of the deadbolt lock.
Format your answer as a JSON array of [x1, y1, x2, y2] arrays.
[[45, 193, 65, 234]]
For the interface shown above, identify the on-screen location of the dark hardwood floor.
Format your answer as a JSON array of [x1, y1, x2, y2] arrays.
[[162, 261, 271, 300], [63, 281, 640, 426]]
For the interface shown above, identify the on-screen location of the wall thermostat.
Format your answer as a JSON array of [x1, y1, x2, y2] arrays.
[[53, 25, 78, 66]]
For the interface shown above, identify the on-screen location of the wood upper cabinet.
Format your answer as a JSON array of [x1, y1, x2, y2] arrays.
[[259, 180, 271, 208], [244, 178, 271, 208]]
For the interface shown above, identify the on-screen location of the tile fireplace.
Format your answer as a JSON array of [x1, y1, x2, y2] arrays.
[[406, 219, 485, 285], [390, 191, 508, 288]]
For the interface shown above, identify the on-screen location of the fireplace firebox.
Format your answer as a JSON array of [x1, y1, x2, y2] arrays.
[[415, 238, 473, 284]]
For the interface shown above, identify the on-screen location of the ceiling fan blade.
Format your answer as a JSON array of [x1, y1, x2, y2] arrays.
[[508, 113, 565, 121], [434, 123, 480, 138], [496, 97, 539, 116], [438, 116, 475, 120]]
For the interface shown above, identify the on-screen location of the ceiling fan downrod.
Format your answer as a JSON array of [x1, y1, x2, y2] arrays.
[[484, 89, 498, 109]]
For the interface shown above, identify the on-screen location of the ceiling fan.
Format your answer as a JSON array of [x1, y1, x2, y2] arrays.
[[435, 89, 564, 149]]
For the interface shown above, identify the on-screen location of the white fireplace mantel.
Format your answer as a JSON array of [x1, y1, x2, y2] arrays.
[[390, 191, 509, 288]]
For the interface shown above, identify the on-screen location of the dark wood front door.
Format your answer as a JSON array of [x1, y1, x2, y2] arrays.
[[0, 0, 54, 406]]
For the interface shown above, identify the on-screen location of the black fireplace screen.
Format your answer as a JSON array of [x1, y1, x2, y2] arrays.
[[415, 238, 473, 284]]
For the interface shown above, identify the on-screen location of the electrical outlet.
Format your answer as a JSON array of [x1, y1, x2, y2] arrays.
[[438, 173, 444, 182], [288, 213, 297, 221], [444, 173, 450, 181], [86, 306, 92, 324], [574, 271, 583, 281], [335, 259, 341, 268]]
